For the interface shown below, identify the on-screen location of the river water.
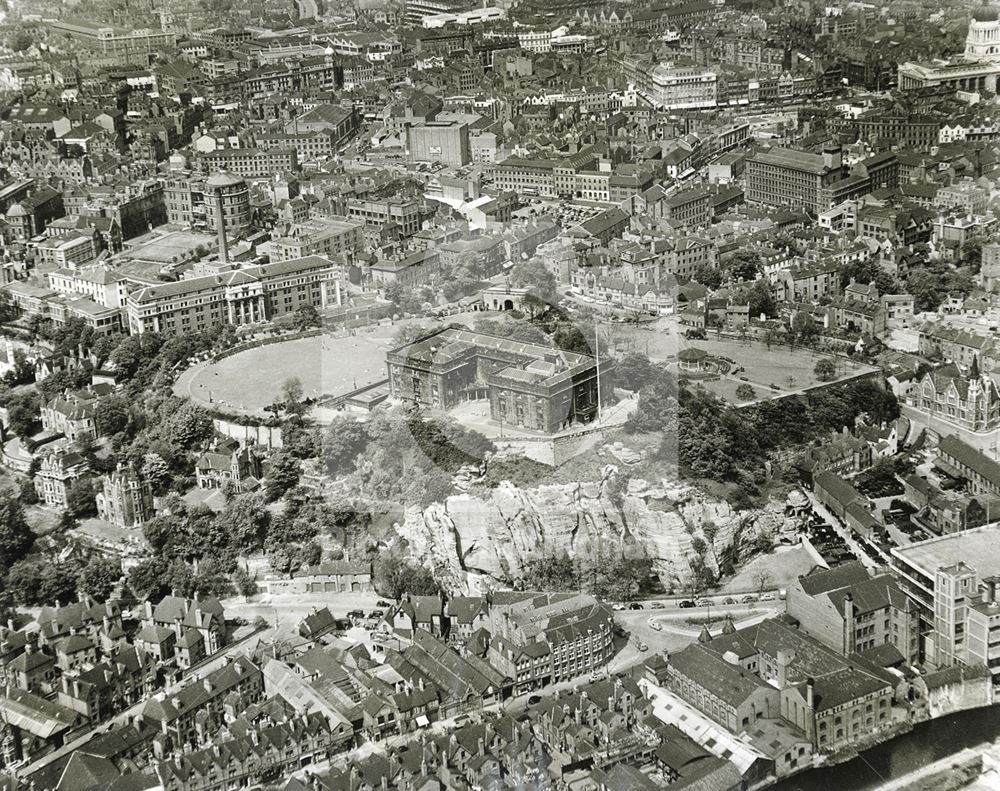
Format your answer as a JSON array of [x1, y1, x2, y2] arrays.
[[771, 707, 1000, 791]]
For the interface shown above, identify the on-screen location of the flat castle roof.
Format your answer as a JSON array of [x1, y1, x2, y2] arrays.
[[892, 525, 1000, 578]]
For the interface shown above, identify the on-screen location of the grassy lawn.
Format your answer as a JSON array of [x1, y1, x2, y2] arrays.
[[683, 336, 866, 391], [175, 334, 391, 413], [718, 544, 818, 594], [74, 517, 148, 546], [691, 377, 773, 404]]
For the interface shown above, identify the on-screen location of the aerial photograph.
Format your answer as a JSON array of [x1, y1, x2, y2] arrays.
[[4, 0, 1000, 788]]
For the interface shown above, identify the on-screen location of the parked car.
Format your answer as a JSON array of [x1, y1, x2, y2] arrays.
[[528, 695, 542, 706], [347, 610, 365, 621], [376, 600, 392, 608], [678, 600, 696, 608], [637, 642, 649, 652], [723, 597, 737, 605], [651, 602, 665, 609], [648, 620, 663, 632], [741, 595, 757, 604], [759, 592, 776, 602], [628, 602, 643, 610], [696, 598, 712, 607], [368, 610, 385, 619], [612, 604, 626, 611]]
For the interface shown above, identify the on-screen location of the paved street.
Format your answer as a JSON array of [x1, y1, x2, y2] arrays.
[[804, 490, 882, 573]]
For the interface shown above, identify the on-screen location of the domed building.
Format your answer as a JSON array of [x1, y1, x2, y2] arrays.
[[966, 3, 1000, 62], [899, 3, 1000, 90]]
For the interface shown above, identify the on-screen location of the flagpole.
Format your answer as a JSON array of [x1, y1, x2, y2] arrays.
[[595, 325, 602, 423]]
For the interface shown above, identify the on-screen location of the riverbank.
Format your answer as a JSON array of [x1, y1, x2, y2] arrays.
[[770, 705, 1000, 791], [874, 744, 986, 791]]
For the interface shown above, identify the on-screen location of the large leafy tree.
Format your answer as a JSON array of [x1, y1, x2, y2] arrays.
[[165, 403, 214, 449], [615, 353, 664, 392], [66, 479, 98, 518], [0, 493, 34, 574], [322, 417, 368, 475], [814, 358, 837, 382], [77, 557, 122, 602], [727, 250, 761, 282], [6, 559, 78, 606], [374, 554, 441, 599], [95, 395, 132, 437], [510, 258, 557, 304], [264, 450, 301, 501], [6, 391, 41, 439], [216, 492, 271, 552]]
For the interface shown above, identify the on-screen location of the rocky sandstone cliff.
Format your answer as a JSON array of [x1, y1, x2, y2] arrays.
[[394, 467, 796, 594]]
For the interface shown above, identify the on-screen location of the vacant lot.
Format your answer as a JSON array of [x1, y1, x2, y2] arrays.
[[718, 544, 817, 594]]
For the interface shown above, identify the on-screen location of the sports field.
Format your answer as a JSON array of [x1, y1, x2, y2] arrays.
[[175, 334, 391, 414]]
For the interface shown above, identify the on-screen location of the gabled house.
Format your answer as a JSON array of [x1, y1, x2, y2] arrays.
[[195, 438, 262, 492]]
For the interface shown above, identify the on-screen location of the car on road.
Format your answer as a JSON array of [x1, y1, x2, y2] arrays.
[[528, 695, 542, 706], [628, 603, 643, 610], [678, 600, 696, 608], [648, 619, 662, 631], [637, 642, 648, 651], [722, 597, 737, 605], [741, 595, 757, 604], [651, 602, 665, 609], [590, 671, 607, 682]]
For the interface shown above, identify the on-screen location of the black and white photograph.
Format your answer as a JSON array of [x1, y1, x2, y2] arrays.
[[0, 0, 997, 788]]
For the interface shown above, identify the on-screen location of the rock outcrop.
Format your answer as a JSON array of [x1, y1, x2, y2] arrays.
[[394, 468, 797, 594]]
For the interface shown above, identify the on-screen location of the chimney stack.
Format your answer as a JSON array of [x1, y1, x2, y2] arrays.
[[776, 648, 794, 688], [843, 593, 855, 653]]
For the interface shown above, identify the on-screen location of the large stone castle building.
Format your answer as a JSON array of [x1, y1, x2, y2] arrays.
[[385, 327, 614, 434]]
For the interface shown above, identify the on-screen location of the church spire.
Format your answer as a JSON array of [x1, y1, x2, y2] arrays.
[[972, 354, 981, 380]]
